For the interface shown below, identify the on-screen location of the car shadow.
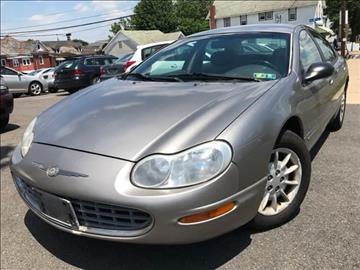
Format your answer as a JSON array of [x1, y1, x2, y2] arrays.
[[310, 130, 330, 161], [24, 211, 252, 270], [0, 144, 15, 169], [0, 123, 20, 134]]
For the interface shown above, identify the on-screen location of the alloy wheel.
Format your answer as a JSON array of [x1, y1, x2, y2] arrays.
[[30, 83, 42, 95], [258, 148, 302, 216]]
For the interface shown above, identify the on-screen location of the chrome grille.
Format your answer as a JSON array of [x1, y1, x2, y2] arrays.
[[71, 199, 152, 231]]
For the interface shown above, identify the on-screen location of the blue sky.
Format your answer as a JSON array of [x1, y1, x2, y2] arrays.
[[1, 1, 138, 42]]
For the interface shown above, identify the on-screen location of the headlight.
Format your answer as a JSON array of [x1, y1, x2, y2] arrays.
[[20, 117, 37, 157], [131, 141, 232, 189]]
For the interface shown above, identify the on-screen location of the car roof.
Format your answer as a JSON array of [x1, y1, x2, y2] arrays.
[[189, 24, 299, 38], [137, 40, 174, 49]]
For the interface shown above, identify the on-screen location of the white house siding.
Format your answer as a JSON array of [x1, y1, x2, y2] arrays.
[[215, 5, 320, 28]]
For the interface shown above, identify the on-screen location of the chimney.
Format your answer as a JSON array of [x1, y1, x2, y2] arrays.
[[66, 33, 71, 41], [209, 5, 216, 29]]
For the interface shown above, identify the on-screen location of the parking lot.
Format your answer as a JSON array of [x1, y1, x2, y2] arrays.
[[1, 61, 360, 269]]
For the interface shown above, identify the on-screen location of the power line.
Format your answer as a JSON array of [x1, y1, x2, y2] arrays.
[[1, 8, 134, 31], [1, 14, 133, 35]]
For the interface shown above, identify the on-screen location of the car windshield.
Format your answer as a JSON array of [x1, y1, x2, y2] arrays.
[[28, 70, 41, 76], [131, 32, 290, 82], [115, 53, 133, 63]]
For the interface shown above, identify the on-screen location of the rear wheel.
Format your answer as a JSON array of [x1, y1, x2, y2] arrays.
[[0, 114, 9, 130], [48, 88, 58, 93], [28, 82, 43, 96], [328, 92, 346, 132], [92, 76, 100, 84], [251, 130, 311, 230], [12, 93, 22, 98], [66, 88, 78, 94]]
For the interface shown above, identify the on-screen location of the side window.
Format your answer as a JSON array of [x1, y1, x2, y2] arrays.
[[311, 33, 337, 63], [84, 58, 95, 66], [1, 67, 17, 75], [299, 30, 323, 72], [142, 47, 155, 60]]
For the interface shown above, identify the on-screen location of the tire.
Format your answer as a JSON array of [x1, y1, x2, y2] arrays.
[[12, 93, 22, 98], [0, 114, 9, 130], [92, 76, 100, 84], [250, 130, 311, 231], [28, 82, 43, 96], [328, 92, 346, 132], [48, 88, 58, 93], [66, 88, 78, 94]]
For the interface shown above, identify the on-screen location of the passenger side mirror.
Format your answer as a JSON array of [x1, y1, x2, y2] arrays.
[[304, 62, 334, 83]]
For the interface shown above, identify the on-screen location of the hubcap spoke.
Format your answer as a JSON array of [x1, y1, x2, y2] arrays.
[[281, 153, 291, 169], [273, 151, 279, 169], [259, 191, 270, 211], [284, 180, 299, 186], [279, 189, 290, 202], [270, 194, 278, 212], [284, 164, 299, 176]]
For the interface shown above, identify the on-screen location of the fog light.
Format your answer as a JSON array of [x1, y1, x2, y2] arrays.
[[179, 202, 236, 224]]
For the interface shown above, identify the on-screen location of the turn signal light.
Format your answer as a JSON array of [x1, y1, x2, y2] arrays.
[[179, 202, 236, 224]]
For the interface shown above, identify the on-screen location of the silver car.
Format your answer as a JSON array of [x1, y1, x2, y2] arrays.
[[0, 66, 48, 97], [28, 68, 57, 93], [10, 24, 348, 244]]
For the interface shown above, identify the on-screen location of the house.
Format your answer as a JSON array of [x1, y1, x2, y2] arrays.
[[82, 40, 108, 55], [103, 30, 184, 56], [208, 0, 333, 35], [0, 36, 56, 72], [42, 40, 84, 64]]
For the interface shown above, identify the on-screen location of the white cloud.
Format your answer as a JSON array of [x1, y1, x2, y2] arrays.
[[29, 13, 64, 23], [74, 3, 89, 12], [91, 1, 135, 18]]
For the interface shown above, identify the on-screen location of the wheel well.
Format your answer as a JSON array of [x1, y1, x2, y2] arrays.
[[280, 116, 304, 139]]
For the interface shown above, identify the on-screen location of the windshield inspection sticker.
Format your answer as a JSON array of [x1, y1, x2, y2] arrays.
[[253, 73, 277, 80]]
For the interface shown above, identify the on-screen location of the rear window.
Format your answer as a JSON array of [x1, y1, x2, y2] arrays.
[[84, 58, 115, 66], [56, 60, 79, 69], [115, 53, 133, 63]]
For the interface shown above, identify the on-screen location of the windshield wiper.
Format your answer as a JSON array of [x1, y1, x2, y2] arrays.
[[125, 73, 183, 82], [167, 73, 260, 82]]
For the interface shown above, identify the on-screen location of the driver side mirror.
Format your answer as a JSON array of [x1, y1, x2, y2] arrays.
[[304, 62, 334, 83]]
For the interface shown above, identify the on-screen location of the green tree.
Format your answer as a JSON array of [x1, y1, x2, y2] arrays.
[[175, 0, 212, 35], [131, 0, 177, 33], [325, 0, 360, 41]]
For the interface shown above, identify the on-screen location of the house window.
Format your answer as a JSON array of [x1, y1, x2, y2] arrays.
[[39, 56, 44, 65], [259, 11, 273, 21], [240, 15, 247, 25], [1, 59, 6, 66], [37, 44, 41, 50], [22, 58, 31, 66], [288, 8, 297, 21], [13, 59, 19, 67], [118, 42, 123, 49], [224, 17, 231, 27]]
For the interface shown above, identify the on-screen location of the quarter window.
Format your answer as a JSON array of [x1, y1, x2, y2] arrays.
[[288, 8, 297, 21], [240, 15, 247, 25], [299, 31, 323, 72], [311, 32, 337, 62], [1, 67, 18, 75], [223, 17, 231, 27]]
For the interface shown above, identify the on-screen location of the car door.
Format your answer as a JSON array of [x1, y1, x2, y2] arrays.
[[309, 30, 348, 121], [0, 67, 22, 92], [298, 30, 329, 146]]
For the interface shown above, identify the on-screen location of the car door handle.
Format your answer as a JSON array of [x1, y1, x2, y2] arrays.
[[329, 79, 334, 85]]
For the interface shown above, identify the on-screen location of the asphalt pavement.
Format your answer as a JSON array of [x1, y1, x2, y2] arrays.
[[1, 92, 359, 270]]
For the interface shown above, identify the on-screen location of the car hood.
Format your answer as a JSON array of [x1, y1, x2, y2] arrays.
[[34, 78, 277, 161]]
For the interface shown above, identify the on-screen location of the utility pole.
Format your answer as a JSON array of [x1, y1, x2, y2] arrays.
[[340, 0, 347, 57]]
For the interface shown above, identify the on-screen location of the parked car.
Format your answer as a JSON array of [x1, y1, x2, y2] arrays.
[[54, 55, 117, 93], [0, 66, 48, 97], [28, 68, 57, 93], [100, 53, 133, 81], [0, 77, 14, 129], [11, 24, 348, 244], [122, 41, 174, 73]]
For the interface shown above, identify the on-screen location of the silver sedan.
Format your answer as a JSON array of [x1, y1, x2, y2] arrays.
[[0, 66, 49, 97], [10, 24, 348, 244]]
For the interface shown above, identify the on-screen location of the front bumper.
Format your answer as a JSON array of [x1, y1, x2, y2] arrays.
[[10, 143, 265, 244]]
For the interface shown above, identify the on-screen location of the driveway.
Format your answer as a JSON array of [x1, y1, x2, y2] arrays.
[[1, 66, 360, 269]]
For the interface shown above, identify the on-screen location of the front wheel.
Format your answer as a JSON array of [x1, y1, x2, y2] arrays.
[[28, 82, 43, 96], [328, 92, 346, 132], [250, 130, 311, 231], [48, 88, 58, 93]]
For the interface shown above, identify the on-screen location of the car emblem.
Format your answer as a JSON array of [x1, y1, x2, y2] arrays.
[[32, 162, 89, 178], [46, 167, 60, 177]]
